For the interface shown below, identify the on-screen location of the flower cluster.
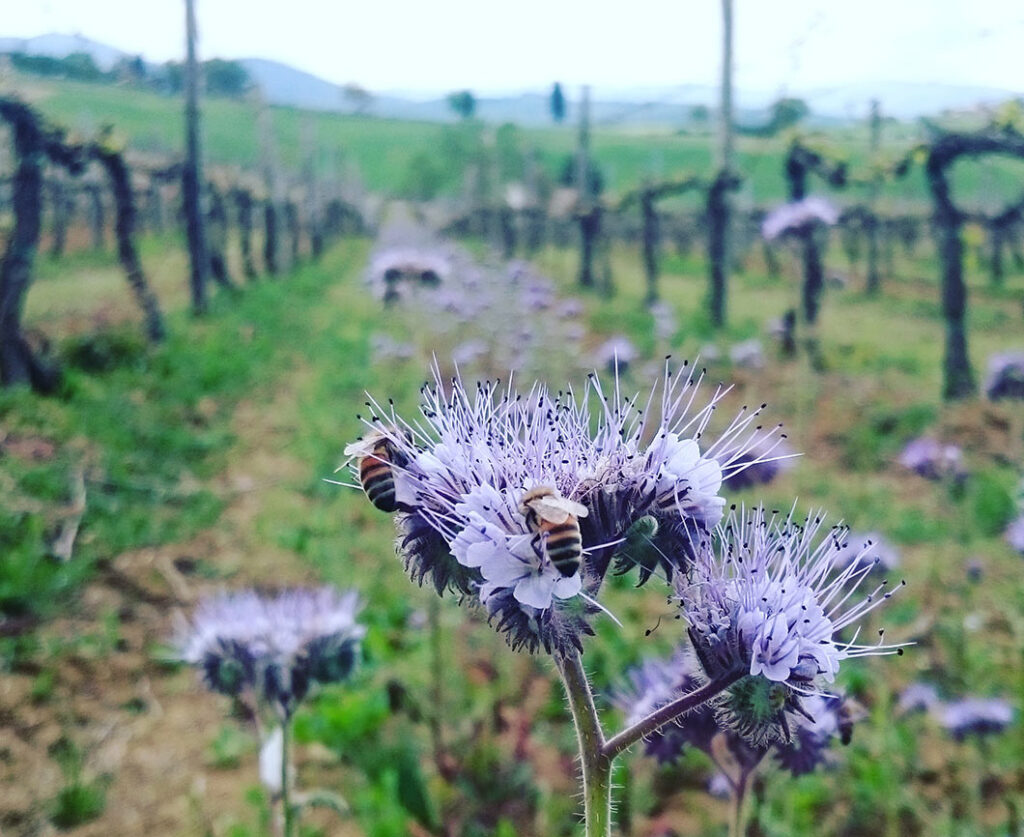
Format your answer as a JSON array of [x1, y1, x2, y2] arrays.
[[178, 588, 365, 718], [897, 436, 966, 482], [366, 230, 586, 381], [614, 646, 860, 777], [984, 351, 1024, 401], [676, 508, 904, 743], [344, 362, 784, 654], [761, 196, 840, 241], [898, 683, 1015, 740]]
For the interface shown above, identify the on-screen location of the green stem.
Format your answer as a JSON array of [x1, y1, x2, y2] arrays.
[[603, 670, 743, 760], [281, 718, 295, 837], [555, 652, 612, 837]]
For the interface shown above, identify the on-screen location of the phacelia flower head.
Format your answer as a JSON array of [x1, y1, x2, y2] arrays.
[[1005, 515, 1024, 555], [178, 588, 365, 718], [761, 196, 840, 241], [615, 646, 861, 775], [676, 507, 905, 744], [344, 360, 784, 654], [831, 531, 901, 574], [897, 436, 966, 482], [984, 351, 1024, 401], [938, 697, 1015, 740]]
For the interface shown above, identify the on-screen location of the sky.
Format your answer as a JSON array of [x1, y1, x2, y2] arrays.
[[4, 0, 1024, 99]]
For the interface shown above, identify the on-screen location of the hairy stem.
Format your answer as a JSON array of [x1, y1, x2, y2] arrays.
[[281, 718, 295, 837], [603, 671, 742, 760], [555, 651, 612, 837]]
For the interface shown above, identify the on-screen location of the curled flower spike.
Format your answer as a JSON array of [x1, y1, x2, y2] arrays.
[[676, 507, 906, 744], [343, 360, 785, 654], [178, 588, 365, 718], [614, 647, 862, 776]]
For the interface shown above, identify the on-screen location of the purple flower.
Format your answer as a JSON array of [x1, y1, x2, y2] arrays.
[[774, 693, 861, 777], [178, 588, 365, 717], [594, 335, 638, 373], [897, 682, 941, 714], [720, 437, 797, 491], [677, 508, 905, 741], [897, 437, 966, 482], [347, 361, 785, 654], [611, 648, 719, 763], [617, 646, 861, 774], [984, 352, 1024, 401], [831, 531, 901, 574], [729, 340, 765, 370], [938, 698, 1015, 740], [1005, 516, 1024, 555], [762, 196, 840, 241]]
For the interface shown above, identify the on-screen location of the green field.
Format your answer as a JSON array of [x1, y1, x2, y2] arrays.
[[2, 72, 1024, 837]]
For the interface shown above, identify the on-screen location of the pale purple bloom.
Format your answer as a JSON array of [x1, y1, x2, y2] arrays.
[[729, 339, 765, 370], [178, 588, 364, 717], [938, 698, 1015, 740], [984, 351, 1024, 401], [594, 335, 638, 373], [649, 301, 678, 343], [898, 682, 941, 714], [617, 645, 859, 771], [678, 508, 905, 708], [720, 437, 797, 491], [898, 436, 966, 482], [831, 531, 901, 574], [762, 196, 840, 241], [1005, 516, 1024, 554], [708, 772, 732, 798], [367, 246, 451, 302], [348, 361, 784, 653]]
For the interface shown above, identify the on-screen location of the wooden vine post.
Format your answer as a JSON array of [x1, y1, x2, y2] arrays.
[[0, 98, 84, 391], [865, 99, 882, 294], [182, 0, 210, 313], [784, 138, 846, 324], [618, 176, 704, 305], [576, 85, 597, 289], [708, 0, 736, 327], [89, 131, 166, 342], [925, 128, 1024, 400]]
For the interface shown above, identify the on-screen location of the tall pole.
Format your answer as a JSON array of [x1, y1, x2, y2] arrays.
[[707, 0, 734, 327], [577, 85, 597, 288], [183, 0, 209, 313], [865, 99, 882, 294]]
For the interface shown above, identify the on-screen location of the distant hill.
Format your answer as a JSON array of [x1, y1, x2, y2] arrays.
[[2, 31, 1019, 125], [0, 33, 130, 71]]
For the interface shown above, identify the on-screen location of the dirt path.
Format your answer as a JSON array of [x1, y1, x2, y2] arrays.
[[0, 356, 363, 837]]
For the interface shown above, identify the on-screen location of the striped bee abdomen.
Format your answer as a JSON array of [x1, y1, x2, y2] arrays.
[[543, 521, 583, 576], [360, 450, 397, 512]]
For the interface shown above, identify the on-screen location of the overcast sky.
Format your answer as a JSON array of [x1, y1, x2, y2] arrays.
[[5, 0, 1024, 98]]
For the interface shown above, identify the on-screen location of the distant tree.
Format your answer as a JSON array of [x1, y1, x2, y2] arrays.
[[113, 55, 147, 84], [689, 104, 710, 125], [447, 90, 476, 120], [771, 97, 810, 131], [550, 82, 566, 123], [203, 58, 251, 98], [559, 153, 604, 197], [157, 61, 184, 94], [342, 83, 373, 114], [61, 52, 103, 82]]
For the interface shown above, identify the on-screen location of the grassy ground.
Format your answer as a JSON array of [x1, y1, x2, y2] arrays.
[[2, 206, 1023, 836]]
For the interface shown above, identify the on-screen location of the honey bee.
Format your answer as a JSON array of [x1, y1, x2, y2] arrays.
[[344, 431, 408, 513], [519, 486, 589, 577]]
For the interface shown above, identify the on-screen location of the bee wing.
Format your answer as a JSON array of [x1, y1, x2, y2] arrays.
[[343, 438, 375, 457], [531, 496, 589, 522]]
